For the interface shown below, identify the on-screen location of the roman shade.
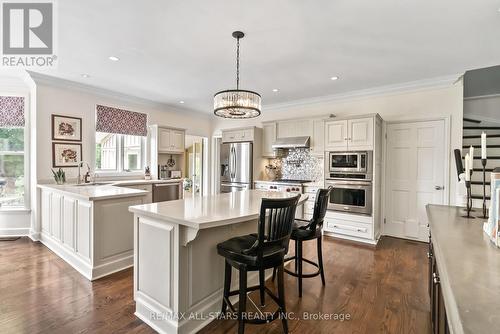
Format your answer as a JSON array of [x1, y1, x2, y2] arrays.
[[95, 104, 147, 136], [0, 96, 25, 127]]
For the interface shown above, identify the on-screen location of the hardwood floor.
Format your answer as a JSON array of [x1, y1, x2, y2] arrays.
[[0, 236, 430, 334]]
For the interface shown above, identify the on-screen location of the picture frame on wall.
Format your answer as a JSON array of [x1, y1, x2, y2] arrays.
[[52, 114, 82, 142], [52, 142, 82, 168]]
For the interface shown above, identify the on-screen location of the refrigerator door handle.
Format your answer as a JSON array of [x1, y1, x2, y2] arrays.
[[232, 146, 237, 179]]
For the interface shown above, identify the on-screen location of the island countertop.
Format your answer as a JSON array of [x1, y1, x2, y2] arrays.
[[37, 183, 148, 201], [426, 204, 500, 334], [129, 190, 308, 229]]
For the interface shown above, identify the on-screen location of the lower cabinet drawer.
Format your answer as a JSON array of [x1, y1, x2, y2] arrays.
[[325, 219, 372, 239]]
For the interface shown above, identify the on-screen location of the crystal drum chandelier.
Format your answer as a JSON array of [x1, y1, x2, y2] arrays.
[[214, 31, 261, 119]]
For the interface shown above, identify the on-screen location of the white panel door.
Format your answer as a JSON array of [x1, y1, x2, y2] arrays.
[[385, 120, 446, 241], [325, 120, 348, 150], [348, 117, 373, 150]]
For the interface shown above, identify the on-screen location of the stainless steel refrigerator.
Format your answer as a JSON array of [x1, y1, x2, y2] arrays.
[[220, 142, 253, 193]]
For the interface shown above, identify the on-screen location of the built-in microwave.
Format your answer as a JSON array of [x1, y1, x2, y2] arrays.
[[325, 179, 372, 215], [328, 151, 372, 174]]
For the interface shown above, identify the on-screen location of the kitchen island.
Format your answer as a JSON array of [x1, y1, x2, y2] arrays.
[[37, 184, 148, 280], [129, 190, 308, 334]]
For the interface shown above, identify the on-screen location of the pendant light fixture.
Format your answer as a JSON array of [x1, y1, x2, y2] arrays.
[[214, 31, 261, 119]]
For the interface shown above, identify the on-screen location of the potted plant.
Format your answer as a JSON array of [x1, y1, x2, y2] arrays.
[[52, 168, 66, 185]]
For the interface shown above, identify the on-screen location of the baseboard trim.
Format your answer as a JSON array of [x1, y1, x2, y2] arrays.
[[0, 227, 30, 237]]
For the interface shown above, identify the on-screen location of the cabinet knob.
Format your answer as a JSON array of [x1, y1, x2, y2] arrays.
[[434, 186, 444, 190]]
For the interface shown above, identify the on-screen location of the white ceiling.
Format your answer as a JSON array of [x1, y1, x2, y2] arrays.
[[34, 0, 500, 113]]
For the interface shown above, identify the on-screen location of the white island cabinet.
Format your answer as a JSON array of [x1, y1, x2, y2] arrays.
[[129, 190, 308, 334], [37, 184, 148, 280]]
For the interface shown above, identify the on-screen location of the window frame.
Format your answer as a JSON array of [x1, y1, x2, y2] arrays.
[[94, 132, 146, 177], [0, 93, 29, 211]]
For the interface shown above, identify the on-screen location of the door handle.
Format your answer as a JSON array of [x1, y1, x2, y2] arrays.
[[434, 186, 444, 190]]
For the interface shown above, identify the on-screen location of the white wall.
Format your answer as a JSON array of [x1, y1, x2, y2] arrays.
[[35, 81, 212, 182], [212, 83, 464, 204]]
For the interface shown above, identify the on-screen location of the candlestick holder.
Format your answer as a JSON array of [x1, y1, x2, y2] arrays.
[[480, 158, 488, 219], [462, 179, 474, 218]]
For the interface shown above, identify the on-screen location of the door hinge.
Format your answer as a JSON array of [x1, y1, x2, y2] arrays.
[[385, 132, 387, 139], [384, 218, 386, 224]]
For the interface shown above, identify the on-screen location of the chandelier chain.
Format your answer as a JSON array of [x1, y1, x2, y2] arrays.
[[236, 36, 240, 90]]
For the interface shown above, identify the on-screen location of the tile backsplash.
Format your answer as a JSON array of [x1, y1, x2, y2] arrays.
[[280, 148, 323, 181]]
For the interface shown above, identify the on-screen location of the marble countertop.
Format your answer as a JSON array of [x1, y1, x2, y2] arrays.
[[129, 190, 308, 229], [427, 204, 500, 334], [37, 184, 148, 201], [109, 179, 183, 186]]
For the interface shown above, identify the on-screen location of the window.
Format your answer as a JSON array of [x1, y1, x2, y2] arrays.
[[95, 105, 148, 175], [0, 96, 26, 209], [95, 133, 145, 173]]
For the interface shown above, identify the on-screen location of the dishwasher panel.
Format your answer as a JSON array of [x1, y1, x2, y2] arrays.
[[153, 183, 181, 203]]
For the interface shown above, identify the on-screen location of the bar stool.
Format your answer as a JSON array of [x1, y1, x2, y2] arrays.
[[274, 187, 332, 297], [217, 195, 300, 334]]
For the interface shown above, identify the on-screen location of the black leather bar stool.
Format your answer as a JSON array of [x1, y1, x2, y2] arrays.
[[274, 187, 332, 297], [217, 195, 300, 334]]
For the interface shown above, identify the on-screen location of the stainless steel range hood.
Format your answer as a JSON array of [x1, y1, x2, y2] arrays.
[[272, 136, 310, 149]]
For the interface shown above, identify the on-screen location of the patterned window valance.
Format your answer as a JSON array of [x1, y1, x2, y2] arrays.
[[0, 96, 25, 127], [95, 105, 148, 136]]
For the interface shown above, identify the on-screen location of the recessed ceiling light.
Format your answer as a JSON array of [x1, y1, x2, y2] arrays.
[[330, 76, 339, 81], [179, 100, 185, 104], [272, 88, 279, 92], [108, 56, 120, 61], [81, 73, 90, 78]]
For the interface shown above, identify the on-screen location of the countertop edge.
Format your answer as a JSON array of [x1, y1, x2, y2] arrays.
[[37, 184, 148, 201], [426, 204, 468, 334]]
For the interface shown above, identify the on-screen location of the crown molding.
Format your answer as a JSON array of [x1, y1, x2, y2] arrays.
[[26, 71, 210, 119], [265, 73, 463, 111]]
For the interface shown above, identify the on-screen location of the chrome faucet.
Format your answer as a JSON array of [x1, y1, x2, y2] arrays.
[[77, 161, 92, 184]]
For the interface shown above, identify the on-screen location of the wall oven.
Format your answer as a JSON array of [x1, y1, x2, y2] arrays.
[[325, 179, 372, 215], [328, 151, 372, 174]]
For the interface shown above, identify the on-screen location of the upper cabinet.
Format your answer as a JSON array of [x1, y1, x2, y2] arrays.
[[310, 119, 325, 156], [157, 127, 185, 153], [325, 117, 374, 151], [221, 127, 255, 143], [262, 122, 277, 157], [261, 118, 324, 157], [276, 119, 312, 138]]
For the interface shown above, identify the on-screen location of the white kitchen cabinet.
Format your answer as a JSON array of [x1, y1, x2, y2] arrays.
[[323, 210, 376, 244], [325, 120, 348, 150], [277, 119, 312, 138], [348, 117, 373, 151], [38, 187, 147, 280], [325, 117, 374, 151], [262, 122, 277, 157], [221, 127, 255, 143], [158, 128, 185, 153], [159, 128, 171, 151], [310, 119, 325, 156]]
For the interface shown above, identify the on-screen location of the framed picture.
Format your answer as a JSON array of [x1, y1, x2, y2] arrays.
[[52, 114, 82, 141], [52, 142, 82, 167]]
